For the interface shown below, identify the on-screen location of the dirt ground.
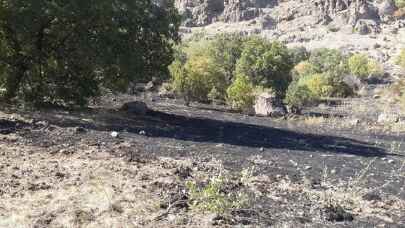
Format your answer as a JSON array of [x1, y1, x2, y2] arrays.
[[0, 95, 405, 227]]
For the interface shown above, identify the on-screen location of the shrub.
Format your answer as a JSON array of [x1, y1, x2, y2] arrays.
[[170, 54, 226, 103], [292, 61, 317, 78], [235, 37, 293, 97], [0, 0, 180, 106], [301, 73, 334, 98], [348, 53, 383, 79], [208, 34, 246, 83], [309, 48, 349, 77], [170, 35, 242, 103], [308, 48, 354, 97], [226, 74, 255, 112], [288, 46, 310, 65], [396, 49, 405, 70], [284, 82, 317, 113]]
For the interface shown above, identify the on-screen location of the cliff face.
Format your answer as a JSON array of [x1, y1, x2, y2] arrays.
[[175, 0, 405, 73], [175, 0, 398, 29]]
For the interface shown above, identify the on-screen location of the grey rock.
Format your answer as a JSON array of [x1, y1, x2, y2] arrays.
[[254, 92, 286, 117]]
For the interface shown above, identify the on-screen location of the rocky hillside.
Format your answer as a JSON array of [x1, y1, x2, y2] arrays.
[[175, 0, 405, 76]]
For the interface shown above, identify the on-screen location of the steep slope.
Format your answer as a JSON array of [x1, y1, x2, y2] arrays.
[[176, 0, 405, 77]]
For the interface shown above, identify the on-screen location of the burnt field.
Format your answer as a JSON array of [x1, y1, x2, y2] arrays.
[[0, 96, 405, 227]]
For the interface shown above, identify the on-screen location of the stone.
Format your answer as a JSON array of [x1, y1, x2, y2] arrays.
[[354, 19, 380, 35], [158, 83, 175, 99], [377, 113, 400, 123], [378, 0, 397, 18], [350, 118, 361, 125], [111, 131, 119, 138], [254, 92, 286, 117], [120, 101, 149, 115], [74, 127, 86, 134]]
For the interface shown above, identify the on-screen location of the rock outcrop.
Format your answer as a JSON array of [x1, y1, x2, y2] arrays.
[[254, 92, 286, 117]]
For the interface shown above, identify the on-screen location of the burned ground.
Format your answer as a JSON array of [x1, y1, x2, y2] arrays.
[[0, 96, 404, 227]]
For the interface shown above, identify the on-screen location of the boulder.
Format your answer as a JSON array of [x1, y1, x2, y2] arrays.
[[354, 19, 380, 34], [378, 0, 397, 19], [120, 101, 149, 115], [158, 83, 175, 99], [254, 92, 286, 117]]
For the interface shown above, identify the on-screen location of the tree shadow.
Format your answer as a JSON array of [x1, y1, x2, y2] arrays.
[[6, 105, 393, 158]]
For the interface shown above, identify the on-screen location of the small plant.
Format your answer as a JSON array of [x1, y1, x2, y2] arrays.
[[348, 53, 383, 80], [396, 49, 405, 70], [186, 175, 248, 214], [226, 74, 255, 112]]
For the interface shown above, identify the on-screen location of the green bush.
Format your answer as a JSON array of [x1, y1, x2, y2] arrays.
[[292, 61, 317, 78], [395, 0, 405, 8], [226, 74, 255, 112], [0, 0, 180, 106], [396, 49, 405, 70], [235, 37, 293, 97], [170, 54, 226, 103], [207, 34, 246, 84], [300, 73, 334, 98], [307, 48, 355, 97], [309, 48, 349, 77], [288, 46, 310, 66], [348, 53, 383, 79], [169, 35, 244, 103], [284, 82, 317, 113]]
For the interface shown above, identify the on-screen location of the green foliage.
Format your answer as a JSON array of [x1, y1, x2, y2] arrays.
[[307, 48, 354, 97], [284, 82, 317, 112], [285, 48, 358, 111], [169, 34, 245, 103], [170, 53, 226, 103], [301, 73, 334, 98], [288, 46, 310, 66], [0, 0, 180, 106], [396, 49, 405, 70], [285, 73, 332, 111], [309, 48, 349, 78], [395, 0, 405, 8], [235, 37, 293, 97], [207, 34, 246, 84], [348, 53, 383, 79], [292, 61, 317, 78], [186, 175, 248, 214], [226, 74, 255, 112]]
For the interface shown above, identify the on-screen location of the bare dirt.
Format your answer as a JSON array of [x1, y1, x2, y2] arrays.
[[1, 95, 405, 227]]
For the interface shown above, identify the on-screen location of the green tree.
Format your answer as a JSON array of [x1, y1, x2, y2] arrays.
[[0, 0, 180, 105], [207, 33, 245, 83], [226, 74, 255, 112], [235, 37, 293, 97]]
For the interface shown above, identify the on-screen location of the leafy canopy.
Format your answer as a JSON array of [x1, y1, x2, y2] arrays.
[[235, 37, 293, 97], [0, 0, 180, 105]]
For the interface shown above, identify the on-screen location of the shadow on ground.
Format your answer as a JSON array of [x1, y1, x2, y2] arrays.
[[2, 105, 393, 158]]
